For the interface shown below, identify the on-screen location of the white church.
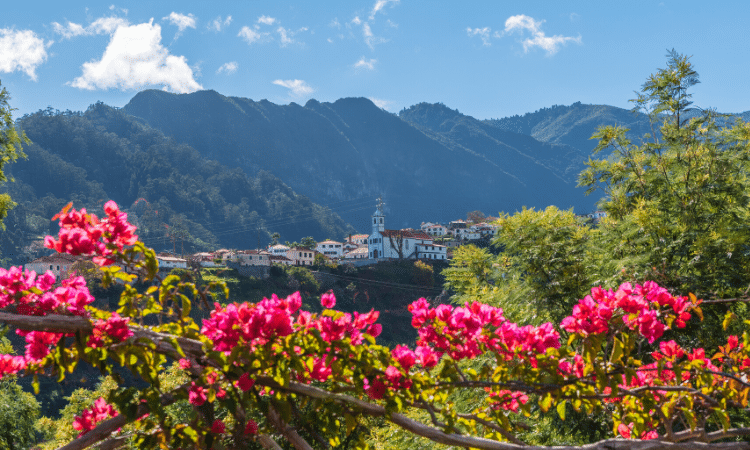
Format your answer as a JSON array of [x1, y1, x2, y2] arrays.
[[367, 198, 447, 261]]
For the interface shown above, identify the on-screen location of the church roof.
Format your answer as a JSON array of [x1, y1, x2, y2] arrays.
[[380, 229, 433, 240]]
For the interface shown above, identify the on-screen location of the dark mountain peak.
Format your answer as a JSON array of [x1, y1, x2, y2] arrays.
[[398, 102, 465, 131], [304, 98, 321, 108]]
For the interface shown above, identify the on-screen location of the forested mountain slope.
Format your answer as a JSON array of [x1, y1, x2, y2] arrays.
[[484, 102, 654, 155], [0, 104, 354, 264]]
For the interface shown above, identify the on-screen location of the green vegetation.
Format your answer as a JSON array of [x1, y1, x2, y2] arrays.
[[0, 103, 354, 264]]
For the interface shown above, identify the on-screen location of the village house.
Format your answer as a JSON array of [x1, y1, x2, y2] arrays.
[[471, 222, 499, 237], [24, 253, 83, 278], [316, 240, 343, 258], [343, 247, 369, 260], [267, 244, 291, 256], [235, 250, 271, 267], [156, 254, 188, 270], [269, 254, 294, 266], [286, 247, 317, 266], [346, 234, 369, 246], [420, 222, 448, 236]]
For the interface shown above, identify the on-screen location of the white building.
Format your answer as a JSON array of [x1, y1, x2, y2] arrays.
[[368, 199, 447, 261], [236, 250, 271, 267], [421, 222, 448, 236], [268, 244, 291, 256], [157, 254, 188, 270], [24, 253, 83, 278], [286, 247, 316, 266], [316, 240, 343, 258], [471, 222, 498, 237], [344, 247, 369, 259]]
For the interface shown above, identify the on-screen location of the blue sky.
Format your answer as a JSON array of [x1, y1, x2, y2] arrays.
[[2, 1, 749, 119]]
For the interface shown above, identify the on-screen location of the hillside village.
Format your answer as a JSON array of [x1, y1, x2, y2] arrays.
[[24, 199, 500, 279]]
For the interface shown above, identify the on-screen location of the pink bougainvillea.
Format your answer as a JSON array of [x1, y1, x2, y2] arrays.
[[72, 397, 119, 437]]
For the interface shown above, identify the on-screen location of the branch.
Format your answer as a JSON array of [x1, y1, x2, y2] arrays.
[[0, 311, 93, 333], [0, 311, 205, 361], [701, 298, 750, 304], [54, 389, 180, 450], [259, 378, 750, 450], [267, 403, 314, 450]]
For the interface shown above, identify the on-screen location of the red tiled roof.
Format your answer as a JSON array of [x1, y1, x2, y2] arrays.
[[30, 253, 83, 264], [380, 229, 433, 240]]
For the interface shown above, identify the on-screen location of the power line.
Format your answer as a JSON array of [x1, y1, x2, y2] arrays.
[[311, 270, 446, 295]]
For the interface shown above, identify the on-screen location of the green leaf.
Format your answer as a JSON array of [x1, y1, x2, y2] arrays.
[[556, 400, 567, 421]]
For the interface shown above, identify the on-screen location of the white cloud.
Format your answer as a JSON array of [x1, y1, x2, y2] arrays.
[[369, 0, 400, 20], [466, 27, 491, 46], [386, 19, 398, 28], [70, 19, 202, 93], [216, 61, 238, 75], [330, 18, 341, 29], [53, 16, 129, 39], [362, 22, 386, 49], [351, 16, 362, 26], [257, 15, 276, 25], [209, 15, 232, 32], [369, 97, 392, 110], [109, 5, 128, 15], [277, 26, 308, 47], [0, 28, 50, 81], [272, 79, 314, 97], [238, 26, 267, 44], [354, 56, 376, 70], [163, 12, 197, 34], [502, 14, 581, 55]]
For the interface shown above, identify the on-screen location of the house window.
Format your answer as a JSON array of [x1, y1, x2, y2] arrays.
[[50, 265, 53, 270]]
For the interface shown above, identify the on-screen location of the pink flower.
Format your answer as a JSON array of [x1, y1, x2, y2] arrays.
[[244, 419, 259, 435], [188, 383, 206, 406], [321, 290, 336, 308], [72, 398, 118, 437], [392, 345, 416, 371], [618, 423, 632, 439], [236, 373, 255, 391], [178, 359, 191, 369], [211, 420, 225, 434]]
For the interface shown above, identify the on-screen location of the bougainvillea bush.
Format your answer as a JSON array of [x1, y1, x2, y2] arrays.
[[0, 202, 749, 450]]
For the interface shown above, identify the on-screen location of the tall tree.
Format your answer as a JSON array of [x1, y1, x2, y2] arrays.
[[0, 80, 28, 227], [579, 49, 750, 299]]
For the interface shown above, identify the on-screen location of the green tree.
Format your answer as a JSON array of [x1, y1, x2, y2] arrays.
[[271, 232, 280, 245], [0, 338, 40, 450], [579, 49, 750, 299], [0, 81, 28, 228], [300, 236, 316, 250], [492, 206, 595, 323]]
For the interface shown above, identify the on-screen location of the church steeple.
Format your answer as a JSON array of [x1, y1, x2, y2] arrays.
[[372, 197, 385, 233]]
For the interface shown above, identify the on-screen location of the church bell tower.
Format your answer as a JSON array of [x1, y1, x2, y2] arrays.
[[372, 197, 385, 233]]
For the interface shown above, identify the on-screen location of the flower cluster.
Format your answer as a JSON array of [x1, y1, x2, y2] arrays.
[[72, 397, 119, 437], [408, 298, 560, 368], [561, 282, 696, 343], [44, 201, 137, 266], [201, 292, 303, 352], [0, 266, 93, 316], [87, 313, 134, 348], [486, 389, 529, 413], [0, 267, 96, 377]]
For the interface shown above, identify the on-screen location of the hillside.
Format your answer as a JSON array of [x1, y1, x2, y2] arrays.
[[0, 104, 354, 264], [484, 102, 654, 155], [123, 91, 600, 230]]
